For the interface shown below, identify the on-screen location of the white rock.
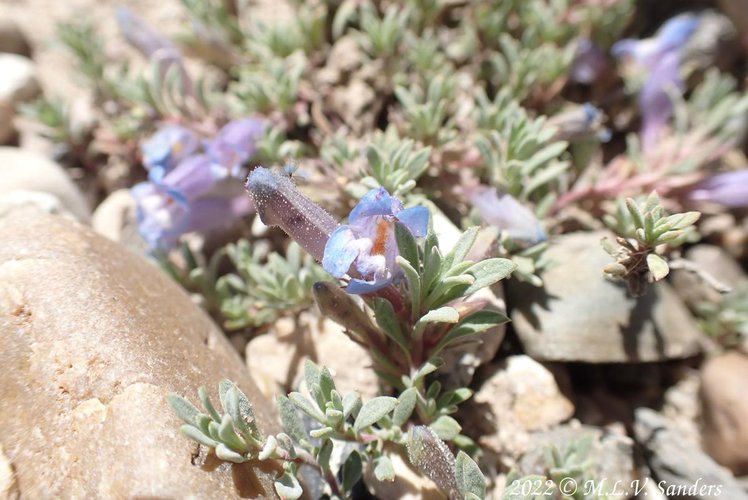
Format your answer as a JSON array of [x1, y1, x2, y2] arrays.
[[0, 53, 39, 143], [0, 189, 74, 219], [91, 188, 136, 242], [247, 313, 380, 400], [0, 147, 90, 222], [471, 355, 574, 466]]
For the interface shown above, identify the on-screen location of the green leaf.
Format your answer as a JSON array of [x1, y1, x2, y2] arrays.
[[373, 298, 408, 354], [317, 439, 334, 472], [303, 360, 321, 393], [274, 471, 303, 500], [353, 396, 398, 432], [397, 255, 422, 317], [198, 386, 221, 422], [395, 222, 420, 270], [443, 227, 478, 272], [342, 450, 363, 492], [625, 198, 644, 229], [218, 414, 248, 452], [392, 387, 418, 427], [464, 258, 516, 295], [342, 392, 363, 420], [429, 415, 462, 440], [374, 455, 396, 482], [179, 424, 218, 448], [288, 392, 327, 423], [432, 310, 509, 356], [647, 253, 670, 281], [456, 451, 486, 499], [664, 211, 701, 230], [419, 306, 460, 325], [168, 393, 201, 426], [318, 366, 336, 401], [413, 358, 443, 382], [215, 442, 247, 463], [277, 395, 308, 445]]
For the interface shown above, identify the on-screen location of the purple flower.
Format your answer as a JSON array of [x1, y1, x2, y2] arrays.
[[133, 154, 252, 251], [322, 188, 430, 294], [141, 125, 200, 181], [689, 169, 748, 208], [207, 118, 266, 179], [612, 14, 699, 152], [468, 186, 545, 246]]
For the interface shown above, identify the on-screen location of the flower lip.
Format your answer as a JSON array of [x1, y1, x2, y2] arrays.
[[322, 187, 430, 294]]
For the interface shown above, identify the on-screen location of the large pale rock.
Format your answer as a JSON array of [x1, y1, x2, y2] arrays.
[[247, 314, 380, 400], [635, 408, 748, 500], [0, 54, 39, 143], [91, 188, 137, 242], [508, 231, 704, 362], [700, 351, 748, 475], [0, 209, 280, 498], [0, 147, 90, 221], [470, 356, 573, 465], [672, 244, 746, 308]]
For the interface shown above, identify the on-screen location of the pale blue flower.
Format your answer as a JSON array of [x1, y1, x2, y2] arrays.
[[689, 169, 748, 208], [133, 154, 252, 251], [207, 118, 266, 179], [141, 125, 200, 182], [469, 186, 545, 246], [612, 14, 699, 152], [322, 188, 430, 294]]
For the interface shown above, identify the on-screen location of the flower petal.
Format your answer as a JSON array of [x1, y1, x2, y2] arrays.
[[160, 154, 215, 199], [349, 188, 395, 223], [141, 125, 200, 173], [207, 118, 266, 178], [346, 276, 392, 295], [322, 225, 360, 278], [396, 206, 430, 237]]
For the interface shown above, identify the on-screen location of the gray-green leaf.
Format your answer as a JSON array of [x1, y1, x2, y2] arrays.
[[353, 396, 398, 432]]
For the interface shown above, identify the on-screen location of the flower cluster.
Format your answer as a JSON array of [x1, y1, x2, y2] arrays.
[[613, 14, 700, 152], [132, 118, 265, 251], [322, 188, 429, 294]]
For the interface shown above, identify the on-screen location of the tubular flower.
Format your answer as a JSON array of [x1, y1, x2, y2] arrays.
[[322, 188, 430, 294], [141, 125, 200, 181], [469, 186, 546, 246], [133, 119, 264, 251], [612, 14, 699, 152], [689, 169, 748, 208], [207, 118, 266, 179]]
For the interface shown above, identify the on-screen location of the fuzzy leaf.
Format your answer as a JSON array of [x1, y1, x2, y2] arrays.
[[456, 451, 486, 499], [647, 253, 670, 281], [392, 387, 418, 427], [419, 306, 460, 325], [198, 386, 221, 422], [342, 392, 363, 420], [373, 298, 408, 353], [278, 395, 308, 445], [288, 392, 327, 422], [433, 310, 508, 355], [464, 258, 516, 295], [429, 415, 462, 440], [215, 442, 247, 463], [168, 393, 201, 426], [179, 424, 218, 448], [374, 455, 396, 482], [274, 472, 303, 500], [442, 227, 478, 272], [395, 222, 420, 270], [353, 396, 398, 432], [342, 450, 363, 492]]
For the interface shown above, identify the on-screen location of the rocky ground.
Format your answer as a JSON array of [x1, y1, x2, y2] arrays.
[[1, 1, 748, 499]]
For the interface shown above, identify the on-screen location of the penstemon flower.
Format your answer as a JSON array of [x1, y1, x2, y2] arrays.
[[468, 185, 546, 246], [688, 169, 748, 208], [612, 14, 699, 152], [133, 119, 264, 251], [322, 188, 429, 294]]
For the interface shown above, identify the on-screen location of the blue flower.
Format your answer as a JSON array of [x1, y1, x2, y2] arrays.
[[468, 186, 546, 246], [689, 169, 748, 208], [207, 118, 266, 179], [141, 125, 200, 182], [133, 154, 252, 251], [612, 14, 699, 152], [133, 118, 264, 252], [322, 188, 430, 294]]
